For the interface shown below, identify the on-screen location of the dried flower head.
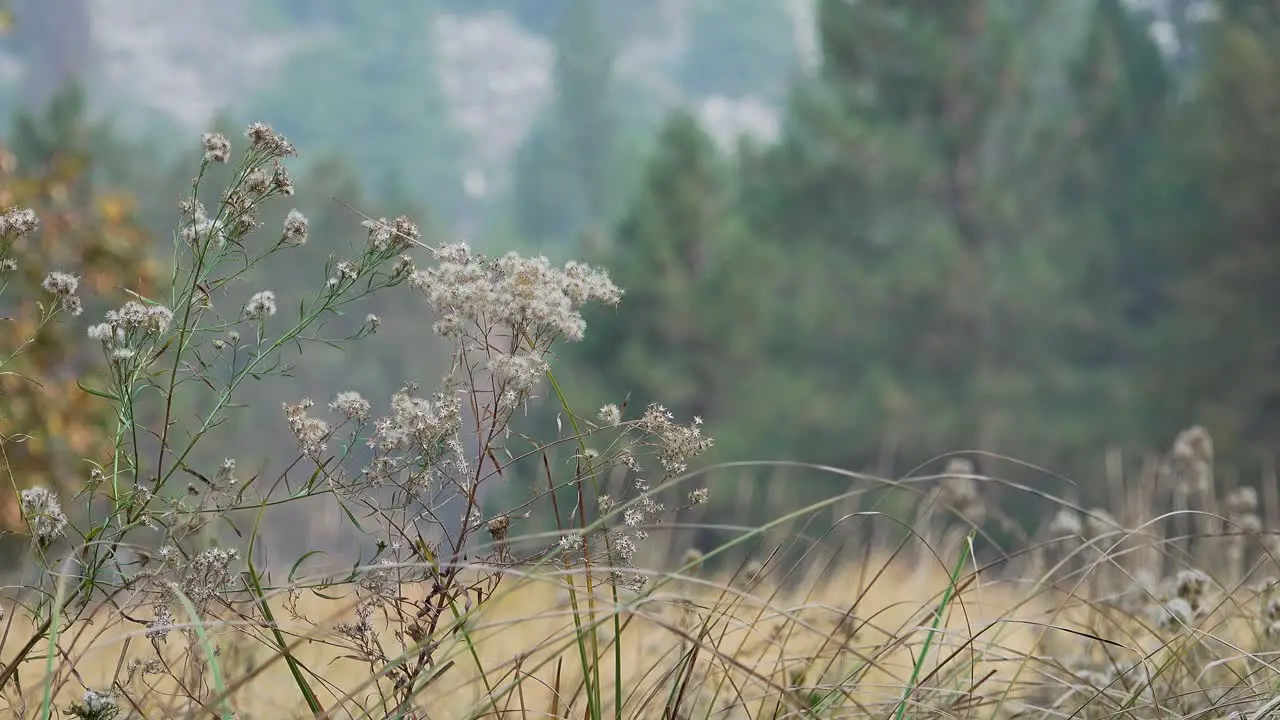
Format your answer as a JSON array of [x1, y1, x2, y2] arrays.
[[1265, 596, 1280, 623], [284, 398, 331, 456], [178, 199, 204, 219], [20, 486, 68, 545], [598, 404, 622, 426], [41, 271, 83, 315], [391, 254, 415, 278], [176, 547, 240, 610], [102, 300, 173, 336], [1153, 597, 1193, 631], [1048, 508, 1082, 537], [1172, 425, 1214, 465], [330, 391, 372, 422], [363, 218, 395, 251], [69, 688, 120, 720], [244, 290, 278, 319], [392, 215, 420, 244], [330, 261, 358, 286], [245, 122, 296, 157], [1237, 513, 1262, 534], [88, 301, 173, 366], [41, 270, 78, 296], [1, 206, 39, 237], [409, 243, 622, 342], [368, 384, 463, 459], [215, 458, 238, 486], [488, 353, 549, 396], [1175, 569, 1210, 604], [637, 404, 714, 478], [560, 533, 583, 552], [270, 159, 295, 195], [246, 168, 271, 194], [682, 547, 705, 572], [202, 132, 231, 163], [1171, 425, 1215, 494], [358, 557, 400, 605], [1226, 486, 1259, 515], [487, 514, 510, 542], [939, 457, 980, 509], [282, 208, 308, 246], [180, 205, 229, 248], [597, 494, 616, 514], [145, 605, 175, 640], [362, 215, 419, 252], [336, 602, 376, 640]]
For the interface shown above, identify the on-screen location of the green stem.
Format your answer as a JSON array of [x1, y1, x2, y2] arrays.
[[892, 531, 973, 720]]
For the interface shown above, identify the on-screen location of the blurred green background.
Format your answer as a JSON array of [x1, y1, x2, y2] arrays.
[[1, 0, 1275, 551]]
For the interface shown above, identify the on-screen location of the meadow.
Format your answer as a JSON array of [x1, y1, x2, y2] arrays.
[[3, 125, 1280, 720]]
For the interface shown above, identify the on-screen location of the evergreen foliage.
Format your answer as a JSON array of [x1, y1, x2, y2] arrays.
[[511, 0, 622, 248], [10, 0, 1280, 509]]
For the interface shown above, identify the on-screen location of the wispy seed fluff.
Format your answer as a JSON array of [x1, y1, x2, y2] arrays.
[[100, 300, 173, 336], [638, 404, 713, 479], [180, 205, 229, 248], [0, 207, 39, 237], [270, 159, 295, 196], [330, 391, 372, 422], [244, 290, 278, 319], [409, 242, 622, 342], [282, 209, 308, 246], [246, 168, 271, 195], [41, 271, 83, 316], [329, 261, 358, 287], [488, 353, 549, 395], [560, 532, 584, 552], [20, 486, 68, 545], [41, 270, 78, 296], [75, 689, 119, 718], [369, 385, 462, 457], [598, 404, 622, 426], [1048, 508, 1082, 537], [362, 215, 420, 252], [284, 398, 330, 456], [245, 122, 296, 158], [87, 300, 173, 364], [202, 132, 231, 163]]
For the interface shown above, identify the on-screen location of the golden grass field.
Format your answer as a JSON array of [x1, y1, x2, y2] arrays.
[[7, 522, 1280, 719], [1, 550, 1067, 719], [8, 447, 1280, 720]]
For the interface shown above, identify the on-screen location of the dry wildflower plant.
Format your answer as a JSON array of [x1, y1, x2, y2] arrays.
[[0, 124, 724, 720], [4, 126, 1280, 720]]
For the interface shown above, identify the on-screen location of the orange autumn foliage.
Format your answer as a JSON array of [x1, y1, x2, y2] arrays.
[[0, 142, 162, 535]]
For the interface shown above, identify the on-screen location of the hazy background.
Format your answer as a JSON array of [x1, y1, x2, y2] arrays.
[[2, 0, 1274, 564]]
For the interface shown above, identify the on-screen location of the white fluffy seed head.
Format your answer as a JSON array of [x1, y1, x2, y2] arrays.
[[282, 208, 308, 245], [244, 290, 277, 319], [410, 243, 622, 344], [202, 132, 231, 163]]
